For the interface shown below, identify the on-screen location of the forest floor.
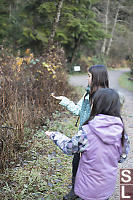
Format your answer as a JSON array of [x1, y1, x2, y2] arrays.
[[69, 68, 133, 200]]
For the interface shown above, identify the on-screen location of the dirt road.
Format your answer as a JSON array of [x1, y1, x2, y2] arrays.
[[69, 69, 133, 200]]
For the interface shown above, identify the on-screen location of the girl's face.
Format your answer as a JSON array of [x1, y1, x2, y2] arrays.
[[87, 72, 92, 86]]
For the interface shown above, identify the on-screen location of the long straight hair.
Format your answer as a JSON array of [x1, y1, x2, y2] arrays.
[[84, 88, 125, 146], [87, 65, 109, 103]]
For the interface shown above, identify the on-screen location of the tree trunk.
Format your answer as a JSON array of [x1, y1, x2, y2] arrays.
[[70, 34, 81, 64], [49, 0, 64, 43], [106, 3, 120, 56], [101, 0, 110, 54]]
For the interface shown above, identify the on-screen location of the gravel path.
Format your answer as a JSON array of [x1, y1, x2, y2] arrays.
[[69, 69, 133, 200]]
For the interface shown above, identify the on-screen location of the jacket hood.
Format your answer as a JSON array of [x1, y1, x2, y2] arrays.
[[83, 114, 123, 144]]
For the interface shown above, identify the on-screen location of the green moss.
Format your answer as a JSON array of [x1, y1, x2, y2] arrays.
[[119, 72, 133, 92]]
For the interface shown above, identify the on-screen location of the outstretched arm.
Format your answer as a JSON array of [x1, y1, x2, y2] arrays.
[[59, 96, 84, 116], [45, 129, 88, 155], [51, 93, 84, 116]]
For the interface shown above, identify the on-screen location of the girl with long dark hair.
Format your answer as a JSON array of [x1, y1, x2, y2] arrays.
[[52, 65, 109, 199], [45, 88, 129, 200]]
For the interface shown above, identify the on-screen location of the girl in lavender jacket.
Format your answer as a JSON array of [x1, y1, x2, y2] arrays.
[[51, 65, 128, 200], [45, 88, 129, 200], [52, 65, 109, 199]]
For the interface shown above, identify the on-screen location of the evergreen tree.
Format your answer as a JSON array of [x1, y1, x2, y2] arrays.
[[0, 0, 133, 65], [0, 0, 9, 44], [56, 0, 104, 62]]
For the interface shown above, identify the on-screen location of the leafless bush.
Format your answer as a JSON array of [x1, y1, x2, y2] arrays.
[[0, 44, 72, 170]]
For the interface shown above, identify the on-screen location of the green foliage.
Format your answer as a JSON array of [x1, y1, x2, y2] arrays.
[[119, 72, 133, 92], [0, 0, 103, 59], [57, 0, 104, 62], [0, 0, 133, 70], [91, 54, 107, 66], [0, 1, 9, 43]]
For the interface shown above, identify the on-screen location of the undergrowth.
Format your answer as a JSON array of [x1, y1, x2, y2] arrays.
[[0, 109, 79, 200]]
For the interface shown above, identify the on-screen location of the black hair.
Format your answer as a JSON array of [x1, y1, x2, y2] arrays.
[[89, 88, 120, 118], [84, 88, 125, 146], [88, 65, 109, 103]]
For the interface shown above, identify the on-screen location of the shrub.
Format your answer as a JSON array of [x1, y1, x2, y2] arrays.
[[0, 44, 72, 170]]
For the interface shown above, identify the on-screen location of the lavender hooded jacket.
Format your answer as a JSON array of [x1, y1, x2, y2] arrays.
[[74, 114, 123, 200], [50, 114, 124, 200]]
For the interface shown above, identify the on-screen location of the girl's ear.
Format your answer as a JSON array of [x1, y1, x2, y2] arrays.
[[87, 72, 92, 86]]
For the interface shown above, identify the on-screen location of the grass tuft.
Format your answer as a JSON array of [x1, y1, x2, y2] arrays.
[[119, 72, 133, 92]]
